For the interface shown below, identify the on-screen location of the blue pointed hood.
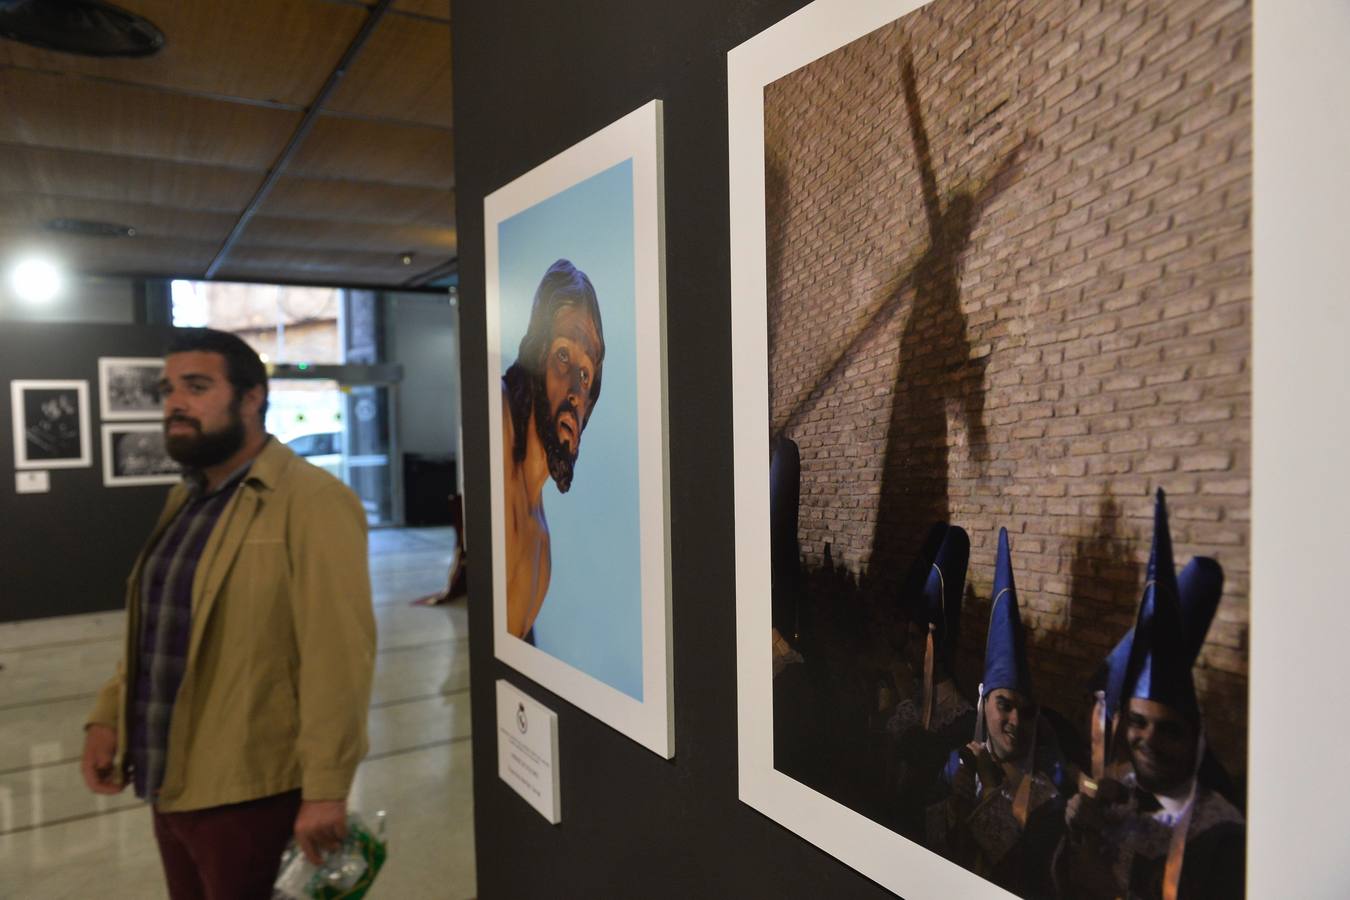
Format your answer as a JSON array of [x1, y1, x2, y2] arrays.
[[1175, 557, 1223, 665], [1102, 555, 1224, 693], [769, 436, 802, 636], [982, 528, 1032, 698], [901, 522, 949, 621], [1096, 553, 1225, 707], [768, 436, 800, 559], [920, 525, 969, 662], [1104, 490, 1202, 723]]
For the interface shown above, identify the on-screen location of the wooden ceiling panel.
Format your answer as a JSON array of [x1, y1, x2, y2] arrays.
[[0, 1, 368, 106], [215, 245, 448, 286], [0, 227, 217, 276], [393, 1, 451, 21], [0, 69, 298, 168], [0, 193, 236, 244], [0, 145, 260, 213], [259, 176, 452, 227], [286, 115, 453, 187], [0, 1, 456, 286], [323, 13, 452, 127], [237, 216, 455, 257]]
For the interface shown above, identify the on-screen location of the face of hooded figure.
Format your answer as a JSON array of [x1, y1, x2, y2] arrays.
[[1125, 697, 1199, 795], [984, 687, 1034, 762]]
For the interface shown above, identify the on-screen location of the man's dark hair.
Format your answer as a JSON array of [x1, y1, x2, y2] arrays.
[[165, 328, 270, 421], [504, 259, 605, 462]]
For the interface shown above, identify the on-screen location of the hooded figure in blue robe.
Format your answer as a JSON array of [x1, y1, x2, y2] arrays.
[[1055, 490, 1245, 900], [926, 527, 1073, 898], [886, 524, 976, 838]]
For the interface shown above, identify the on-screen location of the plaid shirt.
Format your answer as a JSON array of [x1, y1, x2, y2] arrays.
[[128, 462, 252, 800]]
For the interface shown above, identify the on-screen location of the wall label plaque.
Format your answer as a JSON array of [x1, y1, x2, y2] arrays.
[[15, 470, 50, 493], [496, 679, 561, 824]]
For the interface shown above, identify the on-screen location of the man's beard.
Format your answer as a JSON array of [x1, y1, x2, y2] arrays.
[[164, 404, 246, 469], [533, 379, 579, 493]]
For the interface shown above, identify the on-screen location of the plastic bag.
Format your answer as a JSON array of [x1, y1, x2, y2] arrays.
[[272, 810, 388, 900]]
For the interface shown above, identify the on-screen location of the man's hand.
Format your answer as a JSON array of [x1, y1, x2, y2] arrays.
[[971, 742, 1002, 791], [1064, 792, 1106, 836], [952, 741, 981, 805], [81, 724, 124, 795], [295, 799, 348, 865]]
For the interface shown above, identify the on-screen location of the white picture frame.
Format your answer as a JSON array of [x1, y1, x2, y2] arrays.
[[728, 0, 1280, 896], [484, 100, 673, 758], [98, 356, 164, 420], [1247, 3, 1350, 898], [11, 379, 92, 470], [101, 422, 182, 487]]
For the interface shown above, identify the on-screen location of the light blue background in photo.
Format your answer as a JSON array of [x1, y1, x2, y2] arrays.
[[498, 159, 642, 700]]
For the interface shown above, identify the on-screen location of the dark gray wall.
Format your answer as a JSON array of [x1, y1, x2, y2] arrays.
[[0, 274, 140, 324], [454, 1, 898, 896], [1, 322, 177, 623], [384, 291, 460, 459]]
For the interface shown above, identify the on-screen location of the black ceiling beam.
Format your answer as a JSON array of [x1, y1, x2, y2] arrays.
[[203, 0, 395, 279]]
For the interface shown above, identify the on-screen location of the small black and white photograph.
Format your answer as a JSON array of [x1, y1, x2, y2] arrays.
[[101, 423, 182, 487], [10, 379, 92, 470], [98, 357, 164, 420]]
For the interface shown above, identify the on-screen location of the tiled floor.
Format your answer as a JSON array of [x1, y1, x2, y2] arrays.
[[0, 527, 476, 899]]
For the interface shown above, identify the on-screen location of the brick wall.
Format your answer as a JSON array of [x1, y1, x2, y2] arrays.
[[765, 0, 1250, 777]]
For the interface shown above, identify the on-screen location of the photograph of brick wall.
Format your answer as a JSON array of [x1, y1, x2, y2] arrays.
[[764, 0, 1249, 894]]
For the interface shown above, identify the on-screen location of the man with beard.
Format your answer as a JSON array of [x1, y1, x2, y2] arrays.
[[501, 259, 605, 641], [80, 329, 376, 899]]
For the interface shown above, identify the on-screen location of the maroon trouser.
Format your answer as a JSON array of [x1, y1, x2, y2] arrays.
[[152, 790, 302, 900]]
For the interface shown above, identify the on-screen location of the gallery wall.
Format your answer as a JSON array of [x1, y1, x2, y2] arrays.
[[453, 0, 1350, 897], [0, 274, 141, 324], [0, 321, 178, 623], [453, 0, 911, 896], [384, 290, 460, 460]]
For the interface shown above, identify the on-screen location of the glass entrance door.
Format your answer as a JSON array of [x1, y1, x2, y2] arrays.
[[343, 383, 395, 525], [268, 378, 399, 526]]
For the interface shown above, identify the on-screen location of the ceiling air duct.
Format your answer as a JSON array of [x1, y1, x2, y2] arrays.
[[0, 0, 165, 58]]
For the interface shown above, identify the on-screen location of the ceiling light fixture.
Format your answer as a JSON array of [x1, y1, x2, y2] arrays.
[[401, 253, 415, 266], [0, 0, 165, 58], [10, 258, 64, 305]]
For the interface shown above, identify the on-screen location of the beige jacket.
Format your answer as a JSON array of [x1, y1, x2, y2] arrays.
[[88, 439, 376, 812]]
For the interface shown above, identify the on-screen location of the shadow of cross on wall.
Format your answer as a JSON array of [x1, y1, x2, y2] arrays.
[[771, 46, 1033, 604]]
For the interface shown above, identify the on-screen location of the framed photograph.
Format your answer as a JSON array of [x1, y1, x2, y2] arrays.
[[484, 100, 673, 757], [11, 379, 92, 469], [99, 356, 163, 420], [101, 423, 182, 487], [730, 1, 1252, 896]]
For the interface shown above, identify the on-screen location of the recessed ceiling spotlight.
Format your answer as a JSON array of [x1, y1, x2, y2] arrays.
[[401, 252, 415, 266], [9, 258, 63, 305], [0, 0, 165, 58], [45, 218, 137, 238]]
